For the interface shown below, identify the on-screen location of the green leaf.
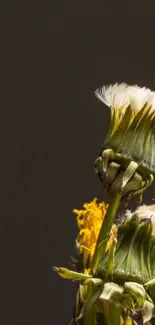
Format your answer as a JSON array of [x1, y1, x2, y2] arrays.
[[142, 300, 154, 324], [100, 282, 124, 301], [124, 282, 146, 308], [53, 267, 92, 280]]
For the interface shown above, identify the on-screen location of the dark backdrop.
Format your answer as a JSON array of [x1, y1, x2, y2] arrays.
[[0, 1, 155, 324]]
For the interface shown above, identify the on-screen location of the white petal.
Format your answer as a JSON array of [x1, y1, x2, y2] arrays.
[[148, 91, 155, 111], [95, 83, 130, 108], [95, 82, 155, 115], [128, 85, 151, 113]]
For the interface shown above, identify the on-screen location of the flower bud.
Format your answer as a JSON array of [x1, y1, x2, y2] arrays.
[[95, 83, 155, 175]]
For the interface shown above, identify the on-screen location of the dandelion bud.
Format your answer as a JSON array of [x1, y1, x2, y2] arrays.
[[95, 83, 155, 199], [95, 83, 155, 174]]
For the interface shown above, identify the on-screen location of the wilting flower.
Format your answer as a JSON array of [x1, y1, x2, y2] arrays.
[[91, 205, 155, 325], [73, 198, 117, 270], [95, 83, 155, 175], [55, 203, 155, 324], [54, 82, 155, 325]]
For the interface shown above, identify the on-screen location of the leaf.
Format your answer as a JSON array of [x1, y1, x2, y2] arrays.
[[142, 300, 154, 324], [124, 282, 146, 308], [100, 282, 124, 301], [53, 267, 92, 280]]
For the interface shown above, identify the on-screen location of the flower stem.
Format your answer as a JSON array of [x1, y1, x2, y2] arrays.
[[91, 191, 122, 274], [83, 307, 96, 325]]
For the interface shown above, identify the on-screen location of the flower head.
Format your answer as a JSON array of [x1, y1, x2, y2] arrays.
[[95, 83, 155, 174], [73, 198, 117, 269]]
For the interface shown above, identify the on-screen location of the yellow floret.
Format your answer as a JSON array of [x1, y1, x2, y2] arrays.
[[73, 198, 117, 268]]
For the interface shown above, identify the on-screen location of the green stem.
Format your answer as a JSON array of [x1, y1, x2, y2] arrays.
[[83, 307, 96, 325], [91, 191, 122, 274], [107, 301, 122, 325]]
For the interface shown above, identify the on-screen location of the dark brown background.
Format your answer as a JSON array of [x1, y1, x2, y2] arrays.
[[0, 1, 155, 324]]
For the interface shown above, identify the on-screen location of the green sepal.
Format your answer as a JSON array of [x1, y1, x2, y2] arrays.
[[127, 174, 154, 200], [117, 105, 151, 162], [101, 149, 114, 174], [142, 300, 154, 324], [53, 267, 92, 280], [107, 105, 132, 151], [105, 106, 117, 145], [84, 278, 104, 287], [121, 171, 142, 196], [122, 293, 134, 311], [107, 162, 121, 184], [124, 282, 146, 308], [122, 161, 138, 189], [144, 278, 155, 289], [100, 282, 124, 301]]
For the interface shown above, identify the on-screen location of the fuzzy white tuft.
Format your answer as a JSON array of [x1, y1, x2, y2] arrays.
[[135, 205, 155, 235], [95, 83, 130, 109], [95, 83, 155, 113], [148, 91, 155, 110], [135, 204, 155, 219], [128, 85, 151, 113], [124, 205, 155, 236]]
